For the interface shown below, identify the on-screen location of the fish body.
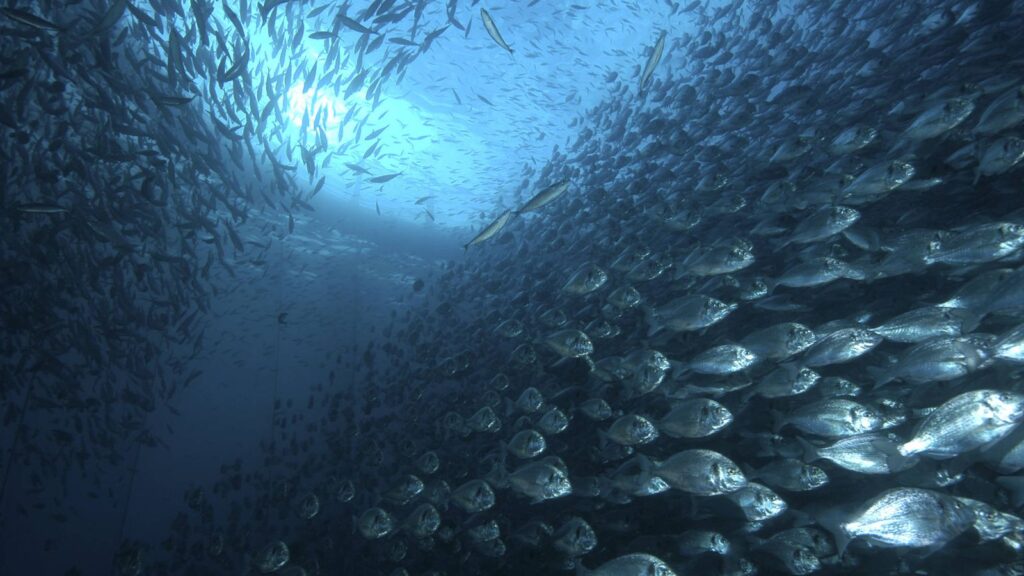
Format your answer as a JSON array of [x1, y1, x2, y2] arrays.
[[479, 8, 513, 54], [836, 488, 974, 553], [518, 181, 569, 213], [899, 390, 1024, 459], [465, 210, 514, 250], [639, 31, 667, 93], [654, 449, 747, 496]]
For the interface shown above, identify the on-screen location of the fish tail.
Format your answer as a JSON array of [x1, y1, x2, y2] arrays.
[[642, 305, 663, 337], [815, 508, 852, 558], [795, 436, 819, 463], [997, 476, 1024, 508]]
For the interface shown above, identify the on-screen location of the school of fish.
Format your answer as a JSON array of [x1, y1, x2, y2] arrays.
[[6, 0, 1024, 575]]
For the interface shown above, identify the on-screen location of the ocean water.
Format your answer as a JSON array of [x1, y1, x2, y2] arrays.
[[3, 1, 1024, 575]]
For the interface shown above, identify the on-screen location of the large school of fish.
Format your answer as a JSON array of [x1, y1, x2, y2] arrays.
[[6, 0, 1024, 574]]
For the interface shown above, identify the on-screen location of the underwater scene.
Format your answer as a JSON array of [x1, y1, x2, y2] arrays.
[[3, 0, 1024, 575]]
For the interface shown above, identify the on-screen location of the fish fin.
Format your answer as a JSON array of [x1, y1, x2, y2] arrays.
[[635, 453, 656, 477], [982, 423, 1024, 473], [998, 476, 1024, 508], [958, 309, 981, 333], [788, 508, 816, 528], [738, 386, 758, 405], [642, 305, 663, 337], [873, 436, 914, 472], [770, 409, 786, 435], [668, 359, 690, 378], [865, 364, 894, 388], [795, 436, 820, 463], [943, 452, 979, 478], [815, 508, 852, 558]]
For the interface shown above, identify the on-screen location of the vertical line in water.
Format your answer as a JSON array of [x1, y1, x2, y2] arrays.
[[266, 224, 285, 532], [112, 437, 144, 574]]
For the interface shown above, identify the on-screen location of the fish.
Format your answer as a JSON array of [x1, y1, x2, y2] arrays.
[[639, 31, 666, 94], [1, 7, 63, 31], [479, 8, 513, 55], [12, 2, 1024, 576], [516, 180, 569, 214], [464, 209, 514, 250], [899, 390, 1024, 459], [14, 203, 70, 214], [828, 488, 975, 555], [368, 173, 402, 184]]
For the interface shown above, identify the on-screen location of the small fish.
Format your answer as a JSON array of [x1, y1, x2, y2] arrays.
[[15, 203, 70, 214], [480, 8, 513, 55], [368, 173, 402, 184], [356, 507, 395, 539], [602, 414, 658, 446], [1, 7, 63, 31], [517, 180, 570, 214], [654, 449, 747, 496], [465, 210, 514, 250], [337, 13, 378, 35], [639, 31, 667, 93], [657, 399, 733, 439]]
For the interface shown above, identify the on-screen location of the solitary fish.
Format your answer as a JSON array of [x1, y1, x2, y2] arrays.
[[639, 31, 666, 94], [1, 7, 63, 31], [480, 8, 513, 55], [15, 203, 69, 214], [369, 173, 402, 184], [517, 181, 569, 214], [465, 210, 514, 250]]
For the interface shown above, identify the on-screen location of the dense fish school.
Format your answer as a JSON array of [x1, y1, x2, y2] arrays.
[[4, 0, 1024, 575]]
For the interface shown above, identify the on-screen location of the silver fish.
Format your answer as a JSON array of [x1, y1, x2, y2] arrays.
[[899, 389, 1024, 459], [639, 31, 666, 94], [479, 8, 513, 54]]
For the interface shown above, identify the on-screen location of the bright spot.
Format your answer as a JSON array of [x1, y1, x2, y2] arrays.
[[286, 82, 349, 134]]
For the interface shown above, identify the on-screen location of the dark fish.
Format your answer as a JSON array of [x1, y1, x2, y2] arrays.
[[368, 173, 402, 184], [15, 203, 69, 214], [1, 7, 63, 31], [337, 13, 378, 35], [92, 0, 129, 34]]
